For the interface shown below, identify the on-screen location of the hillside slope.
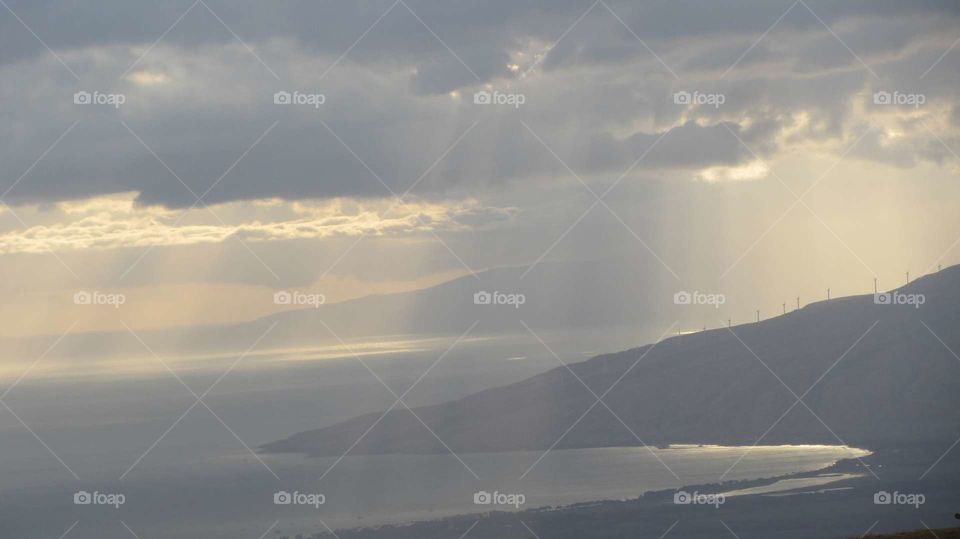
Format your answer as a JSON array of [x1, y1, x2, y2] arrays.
[[263, 266, 960, 455]]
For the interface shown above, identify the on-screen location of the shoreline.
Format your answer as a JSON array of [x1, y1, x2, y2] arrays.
[[309, 446, 877, 536]]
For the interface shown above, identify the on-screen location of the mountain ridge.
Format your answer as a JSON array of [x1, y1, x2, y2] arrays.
[[262, 266, 960, 456]]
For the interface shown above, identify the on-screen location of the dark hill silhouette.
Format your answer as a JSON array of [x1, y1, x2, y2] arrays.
[[263, 266, 960, 456]]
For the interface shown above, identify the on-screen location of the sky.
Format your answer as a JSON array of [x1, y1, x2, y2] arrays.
[[1, 0, 959, 341]]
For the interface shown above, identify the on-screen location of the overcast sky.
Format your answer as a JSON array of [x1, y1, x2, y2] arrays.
[[1, 0, 959, 340]]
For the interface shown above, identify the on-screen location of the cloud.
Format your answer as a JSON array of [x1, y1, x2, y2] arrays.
[[0, 194, 518, 254], [0, 0, 957, 210]]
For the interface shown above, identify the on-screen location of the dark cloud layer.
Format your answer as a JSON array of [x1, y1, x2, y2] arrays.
[[0, 0, 958, 208]]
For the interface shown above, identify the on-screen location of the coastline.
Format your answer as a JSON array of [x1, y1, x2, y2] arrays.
[[303, 446, 877, 537]]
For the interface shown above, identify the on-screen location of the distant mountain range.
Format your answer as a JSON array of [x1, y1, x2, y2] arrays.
[[262, 265, 960, 455], [1, 257, 677, 365], [243, 256, 675, 344]]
